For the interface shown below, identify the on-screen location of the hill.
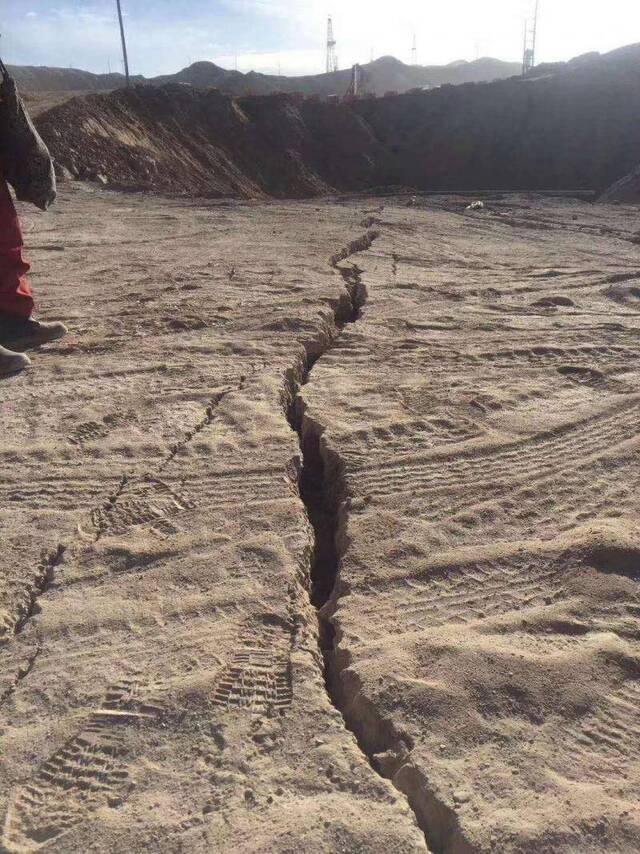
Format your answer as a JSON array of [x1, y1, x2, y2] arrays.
[[9, 55, 520, 97], [7, 65, 142, 92], [152, 55, 522, 97]]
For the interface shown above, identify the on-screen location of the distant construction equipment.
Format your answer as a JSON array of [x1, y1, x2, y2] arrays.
[[522, 0, 539, 76], [345, 63, 361, 98], [326, 16, 338, 74]]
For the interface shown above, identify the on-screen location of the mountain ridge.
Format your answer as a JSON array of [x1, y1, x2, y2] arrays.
[[9, 55, 521, 96]]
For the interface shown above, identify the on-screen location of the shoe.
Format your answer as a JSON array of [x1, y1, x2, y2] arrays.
[[0, 344, 30, 376], [0, 315, 68, 350]]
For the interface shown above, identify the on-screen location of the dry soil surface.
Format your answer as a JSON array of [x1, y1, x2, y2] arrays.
[[0, 187, 639, 853]]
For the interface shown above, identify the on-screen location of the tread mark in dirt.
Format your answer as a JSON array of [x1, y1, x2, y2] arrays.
[[212, 625, 293, 714], [2, 678, 165, 853], [359, 555, 565, 632], [557, 680, 640, 782], [355, 399, 640, 500], [90, 477, 195, 537]]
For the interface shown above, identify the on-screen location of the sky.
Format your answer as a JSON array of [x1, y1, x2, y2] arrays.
[[2, 1, 640, 78]]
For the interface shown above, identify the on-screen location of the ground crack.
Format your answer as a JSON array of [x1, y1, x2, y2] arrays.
[[2, 373, 252, 695], [0, 546, 65, 699], [0, 647, 41, 709], [13, 546, 66, 638], [91, 375, 248, 541], [284, 232, 428, 847], [285, 230, 468, 853]]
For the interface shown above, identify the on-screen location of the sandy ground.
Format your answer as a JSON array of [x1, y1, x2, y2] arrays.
[[301, 194, 640, 852], [0, 186, 639, 852]]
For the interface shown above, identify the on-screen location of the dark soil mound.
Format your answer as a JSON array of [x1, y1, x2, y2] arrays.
[[600, 166, 640, 203], [35, 45, 640, 199], [35, 86, 387, 198]]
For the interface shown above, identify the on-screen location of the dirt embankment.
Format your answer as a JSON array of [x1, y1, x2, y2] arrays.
[[35, 51, 640, 199], [600, 165, 640, 203], [35, 86, 387, 198], [357, 57, 640, 192]]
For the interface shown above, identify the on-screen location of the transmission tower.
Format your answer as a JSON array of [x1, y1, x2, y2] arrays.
[[115, 0, 130, 86], [411, 34, 418, 66], [522, 0, 539, 77], [326, 16, 338, 74]]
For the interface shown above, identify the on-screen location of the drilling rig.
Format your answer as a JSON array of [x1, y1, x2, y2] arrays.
[[522, 0, 539, 77], [326, 16, 338, 74]]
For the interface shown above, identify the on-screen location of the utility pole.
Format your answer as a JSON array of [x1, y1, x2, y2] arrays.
[[326, 16, 338, 74], [116, 0, 130, 86], [411, 34, 418, 66]]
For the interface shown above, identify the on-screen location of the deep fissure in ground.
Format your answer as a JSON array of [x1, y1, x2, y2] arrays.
[[289, 261, 365, 609], [285, 239, 477, 854], [285, 242, 426, 828]]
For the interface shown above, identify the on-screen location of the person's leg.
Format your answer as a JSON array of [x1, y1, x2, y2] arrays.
[[0, 177, 35, 318], [0, 179, 31, 373], [0, 177, 66, 352]]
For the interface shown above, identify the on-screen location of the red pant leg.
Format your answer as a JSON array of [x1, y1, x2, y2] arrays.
[[0, 178, 34, 318]]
